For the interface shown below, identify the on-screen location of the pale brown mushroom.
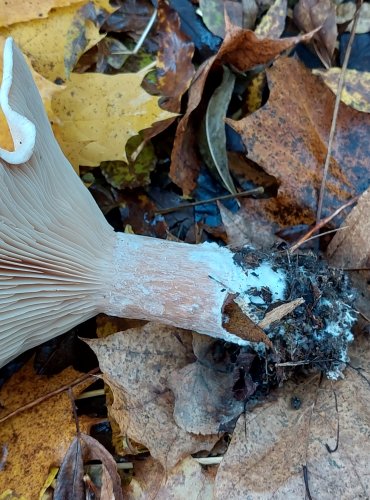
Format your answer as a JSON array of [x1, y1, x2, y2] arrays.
[[0, 39, 288, 368]]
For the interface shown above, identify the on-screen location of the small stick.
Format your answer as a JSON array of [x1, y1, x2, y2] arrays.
[[325, 387, 339, 453], [316, 0, 363, 224], [290, 196, 358, 253], [155, 187, 264, 215], [0, 367, 100, 424]]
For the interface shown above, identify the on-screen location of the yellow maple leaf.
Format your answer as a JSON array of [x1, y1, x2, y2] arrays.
[[0, 0, 115, 28], [0, 3, 104, 80], [52, 71, 176, 167]]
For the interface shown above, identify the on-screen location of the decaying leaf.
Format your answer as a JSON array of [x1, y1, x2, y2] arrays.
[[54, 433, 123, 499], [314, 67, 370, 113], [0, 0, 115, 28], [156, 0, 195, 113], [0, 4, 104, 81], [214, 331, 370, 498], [227, 57, 370, 227], [123, 456, 215, 499], [54, 436, 85, 500], [0, 362, 93, 498], [52, 70, 175, 168], [199, 66, 237, 194], [100, 135, 157, 190], [199, 0, 227, 39], [328, 186, 370, 269], [168, 333, 256, 435], [336, 1, 370, 34], [294, 0, 337, 68], [86, 324, 219, 469], [171, 22, 318, 194], [255, 0, 287, 39]]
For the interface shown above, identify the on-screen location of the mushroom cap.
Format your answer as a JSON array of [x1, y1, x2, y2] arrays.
[[0, 39, 116, 367]]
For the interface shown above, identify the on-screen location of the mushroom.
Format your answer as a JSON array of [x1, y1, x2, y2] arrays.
[[0, 38, 286, 368]]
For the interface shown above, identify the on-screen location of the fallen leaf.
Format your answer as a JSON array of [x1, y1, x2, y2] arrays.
[[123, 456, 215, 499], [0, 4, 104, 81], [168, 333, 256, 435], [327, 186, 370, 268], [227, 57, 370, 227], [255, 0, 287, 39], [199, 66, 237, 194], [170, 23, 317, 194], [100, 135, 157, 190], [52, 70, 175, 168], [54, 436, 85, 500], [0, 0, 82, 27], [214, 331, 370, 498], [199, 0, 228, 38], [241, 0, 258, 30], [86, 324, 219, 469], [156, 0, 195, 113], [336, 1, 370, 35], [54, 433, 123, 499], [314, 67, 370, 113], [0, 362, 93, 498], [293, 0, 337, 68]]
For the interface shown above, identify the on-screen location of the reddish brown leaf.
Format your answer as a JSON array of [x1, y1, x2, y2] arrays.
[[294, 0, 337, 68], [170, 25, 317, 194], [227, 57, 370, 228], [156, 0, 195, 113]]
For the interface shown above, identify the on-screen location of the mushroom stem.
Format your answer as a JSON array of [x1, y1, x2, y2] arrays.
[[0, 38, 282, 368]]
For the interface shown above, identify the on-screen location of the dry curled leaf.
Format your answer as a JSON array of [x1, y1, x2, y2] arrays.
[[168, 334, 256, 435], [86, 324, 219, 469], [55, 433, 123, 500]]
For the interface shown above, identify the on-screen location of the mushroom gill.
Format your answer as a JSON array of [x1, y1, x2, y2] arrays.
[[0, 38, 266, 368]]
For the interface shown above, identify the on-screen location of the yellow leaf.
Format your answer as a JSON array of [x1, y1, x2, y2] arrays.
[[0, 3, 104, 80], [0, 362, 94, 498], [52, 71, 176, 167], [0, 36, 64, 152], [0, 0, 115, 28], [314, 67, 370, 113]]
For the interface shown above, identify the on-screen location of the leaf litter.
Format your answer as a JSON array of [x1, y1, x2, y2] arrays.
[[1, 0, 370, 497]]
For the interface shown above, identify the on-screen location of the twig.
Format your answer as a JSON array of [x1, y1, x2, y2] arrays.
[[316, 0, 363, 224], [111, 10, 157, 56], [155, 187, 264, 215], [303, 465, 313, 500], [290, 196, 358, 253], [325, 387, 339, 453], [0, 367, 100, 424]]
